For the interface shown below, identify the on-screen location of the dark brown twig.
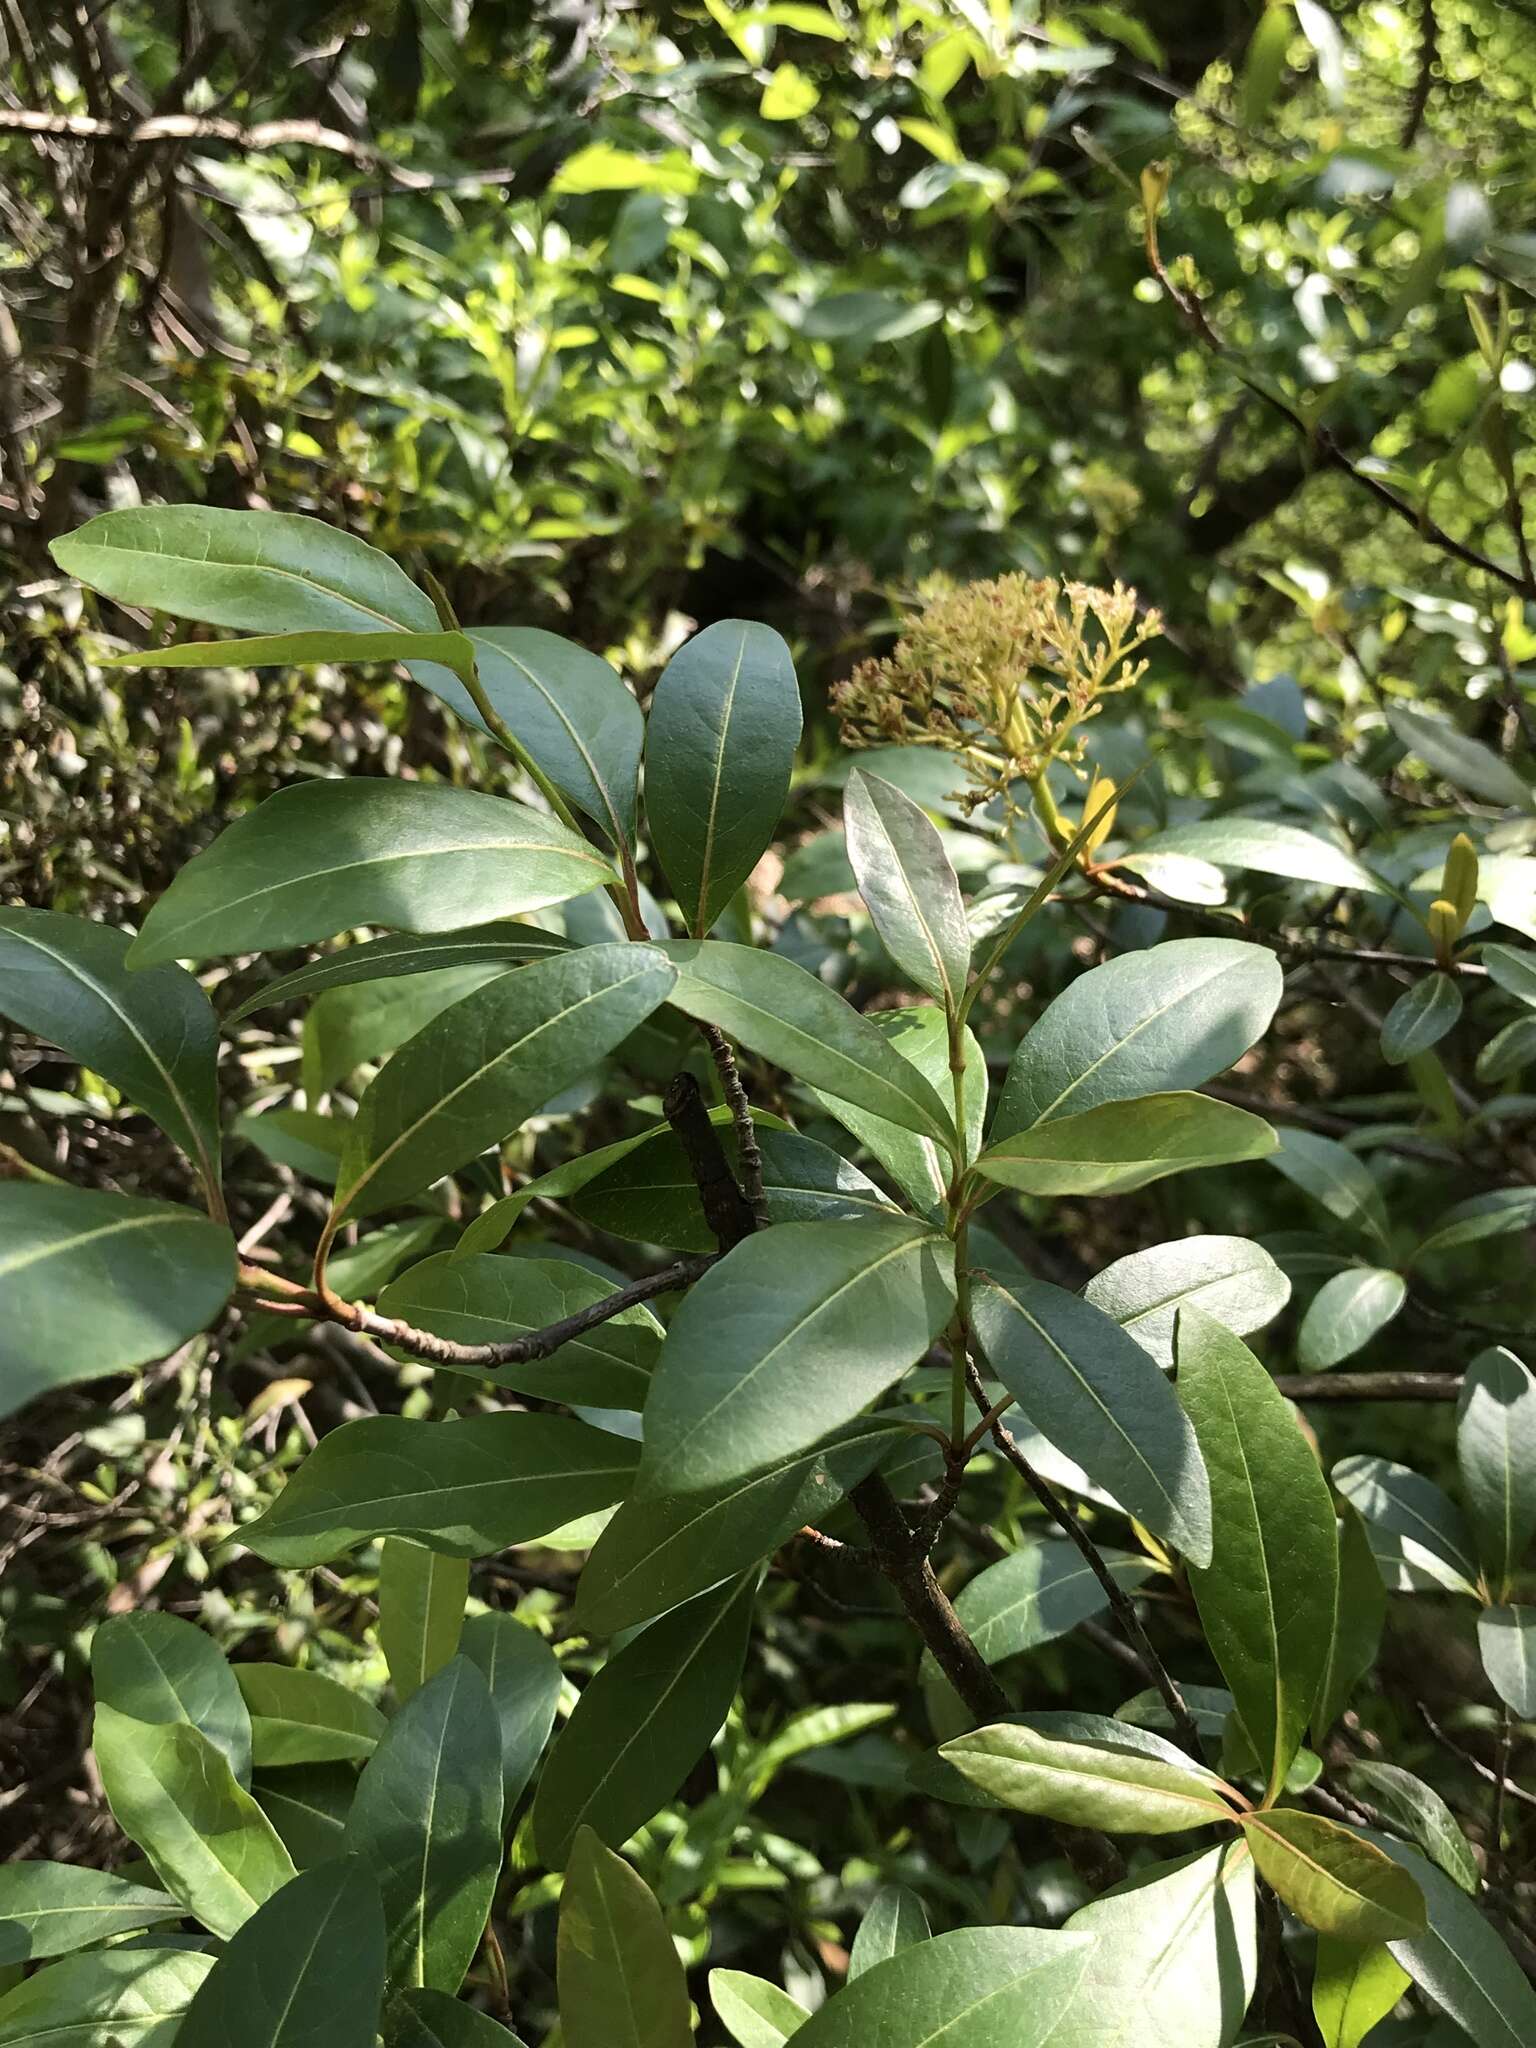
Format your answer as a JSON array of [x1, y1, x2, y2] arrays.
[[698, 1021, 769, 1227], [663, 1070, 756, 1251]]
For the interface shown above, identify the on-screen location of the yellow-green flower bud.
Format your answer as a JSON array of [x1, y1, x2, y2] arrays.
[[1427, 898, 1461, 959], [1443, 833, 1479, 931]]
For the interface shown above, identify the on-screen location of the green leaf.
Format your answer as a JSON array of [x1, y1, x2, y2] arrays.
[[1131, 819, 1384, 895], [1311, 1935, 1410, 2048], [387, 1987, 529, 2046], [176, 1856, 385, 2048], [379, 1539, 468, 1702], [1312, 1504, 1386, 1741], [662, 941, 954, 1143], [574, 1418, 904, 1635], [0, 1867, 181, 1965], [1265, 1129, 1390, 1250], [1177, 1308, 1339, 1803], [1381, 973, 1462, 1063], [0, 1186, 234, 1419], [1482, 943, 1536, 1008], [557, 1829, 691, 2048], [0, 910, 221, 1190], [708, 1970, 811, 2048], [234, 1108, 344, 1183], [1332, 1455, 1481, 1596], [252, 1766, 352, 1870], [1349, 1764, 1478, 1893], [238, 1665, 388, 1767], [1297, 1269, 1407, 1370], [242, 1413, 641, 1565], [786, 1927, 1092, 2047], [92, 1612, 252, 1785], [1241, 2, 1294, 127], [304, 965, 507, 1099], [91, 1706, 295, 1938], [992, 938, 1283, 1141], [1084, 1235, 1291, 1368], [333, 944, 675, 1219], [345, 1659, 502, 1994], [227, 925, 570, 1021], [458, 1612, 562, 1813], [1386, 706, 1533, 809], [1479, 1604, 1536, 1715], [532, 1574, 754, 1863], [939, 1721, 1239, 1832], [1477, 1012, 1536, 1081], [0, 1947, 213, 2048], [644, 620, 801, 935], [848, 1887, 931, 1980], [111, 628, 476, 684], [1417, 1187, 1536, 1259], [843, 770, 970, 1009], [1368, 1831, 1536, 2045], [974, 1091, 1276, 1198], [809, 1006, 985, 1216], [1057, 1843, 1259, 2048], [413, 628, 642, 847], [970, 1273, 1213, 1563], [51, 506, 438, 634], [130, 781, 614, 969], [635, 1217, 955, 1498], [1458, 1346, 1536, 1593], [1240, 1810, 1425, 1942]]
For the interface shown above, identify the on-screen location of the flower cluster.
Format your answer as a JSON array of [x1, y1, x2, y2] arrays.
[[833, 573, 1161, 819]]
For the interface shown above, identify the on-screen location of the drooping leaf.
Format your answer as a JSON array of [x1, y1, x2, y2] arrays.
[[1381, 973, 1463, 1063], [333, 944, 675, 1220], [386, 1987, 529, 2046], [1349, 1764, 1478, 1893], [0, 1186, 234, 1418], [808, 1005, 986, 1216], [0, 1866, 181, 1966], [939, 1721, 1239, 1833], [708, 1970, 811, 2048], [1416, 1187, 1536, 1259], [130, 781, 614, 968], [644, 620, 801, 935], [237, 1664, 388, 1768], [176, 1856, 386, 2048], [1177, 1308, 1338, 1802], [92, 1611, 252, 1785], [458, 1612, 563, 1813], [1240, 1810, 1425, 1942], [1296, 1269, 1407, 1370], [1332, 1455, 1481, 1596], [379, 1539, 468, 1703], [226, 926, 569, 1022], [0, 1947, 213, 2048], [1479, 1605, 1536, 1715], [242, 1413, 640, 1565], [557, 1829, 691, 2048], [991, 938, 1283, 1141], [1367, 1832, 1536, 2045], [1311, 1935, 1410, 2048], [847, 1886, 932, 1980], [635, 1217, 955, 1498], [971, 1272, 1213, 1563], [784, 1926, 1092, 2048], [533, 1574, 755, 1864], [1084, 1236, 1291, 1367], [1457, 1346, 1536, 1595], [0, 910, 221, 1190], [843, 770, 970, 1009], [1312, 1504, 1386, 1742], [1264, 1130, 1391, 1250], [345, 1659, 502, 1994], [1386, 705, 1533, 809], [974, 1091, 1275, 1198]]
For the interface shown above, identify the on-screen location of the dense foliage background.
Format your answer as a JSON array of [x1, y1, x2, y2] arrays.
[[3, 3, 1536, 2043]]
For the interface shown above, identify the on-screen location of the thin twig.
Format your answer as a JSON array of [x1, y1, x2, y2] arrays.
[[1417, 1698, 1536, 1809], [1272, 1371, 1463, 1402], [663, 1070, 756, 1251]]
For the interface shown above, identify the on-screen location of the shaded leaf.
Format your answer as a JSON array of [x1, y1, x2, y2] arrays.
[[1457, 1346, 1536, 1594], [844, 770, 970, 1009], [1333, 1455, 1481, 1597], [848, 1887, 931, 1981], [1386, 706, 1533, 809], [1240, 1810, 1425, 1942], [1130, 819, 1384, 894], [1297, 1269, 1407, 1370], [1381, 973, 1462, 1064], [940, 1720, 1239, 1832], [0, 1867, 181, 1966], [227, 925, 569, 1022], [558, 1830, 690, 2048], [1313, 1504, 1386, 1742], [458, 1612, 563, 1813], [785, 1926, 1092, 2047], [1265, 1130, 1390, 1250], [808, 1005, 985, 1217], [379, 1539, 468, 1703], [237, 1664, 388, 1768], [1368, 1832, 1536, 2045], [974, 1090, 1275, 1198], [1311, 1935, 1410, 2048], [1349, 1764, 1478, 1894], [92, 1612, 251, 1785], [0, 1947, 212, 2048], [1479, 1605, 1536, 1715], [709, 1970, 810, 2048]]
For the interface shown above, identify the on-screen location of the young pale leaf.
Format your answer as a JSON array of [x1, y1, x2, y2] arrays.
[[130, 781, 614, 969], [1332, 1455, 1481, 1597], [242, 1413, 640, 1565], [0, 1946, 213, 2048], [92, 1612, 252, 1785], [1056, 1843, 1259, 2048], [1479, 1605, 1536, 1715], [809, 1006, 986, 1216], [1312, 1504, 1386, 1742], [532, 1573, 754, 1864], [1311, 1935, 1410, 2048], [939, 1721, 1239, 1833], [92, 1706, 295, 1938], [644, 620, 801, 936], [971, 1273, 1213, 1563], [227, 925, 569, 1021], [1349, 1764, 1477, 1893], [379, 1539, 468, 1703], [1386, 705, 1534, 809], [709, 1970, 811, 2048], [237, 1664, 387, 1768], [1457, 1346, 1536, 1595], [992, 938, 1282, 1141], [1381, 972, 1462, 1063], [387, 1987, 530, 2045], [558, 1829, 691, 2048], [1177, 1309, 1338, 1803], [380, 1254, 659, 1409], [176, 1856, 385, 2048], [51, 506, 439, 636], [1084, 1235, 1291, 1367], [787, 1926, 1092, 2048], [0, 1186, 234, 1419], [635, 1217, 955, 1499], [1265, 1130, 1391, 1250], [1240, 1811, 1425, 1942], [345, 1659, 502, 1994], [0, 1866, 181, 1965], [1367, 1832, 1536, 2046], [1296, 1269, 1407, 1370], [843, 769, 970, 1009], [1127, 819, 1386, 895], [333, 944, 675, 1219], [458, 1613, 562, 1813], [575, 1418, 904, 1635], [662, 941, 954, 1143], [847, 1886, 932, 1980], [974, 1091, 1275, 1197], [0, 910, 221, 1189]]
